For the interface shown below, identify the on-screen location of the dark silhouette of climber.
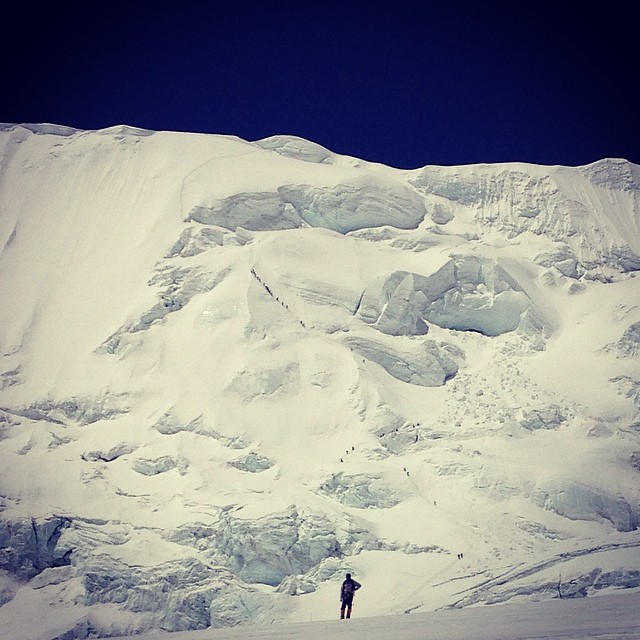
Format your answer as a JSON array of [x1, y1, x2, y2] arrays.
[[340, 573, 362, 619]]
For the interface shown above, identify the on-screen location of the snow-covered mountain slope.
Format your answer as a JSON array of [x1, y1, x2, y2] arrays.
[[0, 123, 639, 639]]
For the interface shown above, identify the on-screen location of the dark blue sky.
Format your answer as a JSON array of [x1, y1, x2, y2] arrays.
[[4, 3, 636, 169]]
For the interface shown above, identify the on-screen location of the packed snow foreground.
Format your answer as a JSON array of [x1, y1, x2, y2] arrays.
[[0, 123, 639, 640]]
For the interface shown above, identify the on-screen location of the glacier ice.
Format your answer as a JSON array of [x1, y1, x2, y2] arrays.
[[533, 481, 638, 532], [0, 126, 639, 638], [358, 255, 543, 337]]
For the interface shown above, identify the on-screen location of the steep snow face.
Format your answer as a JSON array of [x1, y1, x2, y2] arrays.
[[0, 124, 639, 639]]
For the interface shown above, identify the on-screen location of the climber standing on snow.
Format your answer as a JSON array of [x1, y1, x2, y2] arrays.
[[340, 572, 362, 619]]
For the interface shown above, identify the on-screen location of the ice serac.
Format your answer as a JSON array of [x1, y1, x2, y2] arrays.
[[186, 182, 426, 234], [0, 125, 639, 639], [346, 335, 460, 386], [0, 516, 72, 581], [82, 555, 273, 631], [358, 255, 546, 337], [533, 481, 639, 533], [612, 322, 640, 358], [408, 159, 640, 278], [278, 182, 426, 233], [253, 135, 336, 164]]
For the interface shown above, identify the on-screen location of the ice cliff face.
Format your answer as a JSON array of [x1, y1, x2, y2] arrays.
[[0, 124, 639, 639], [409, 159, 640, 278]]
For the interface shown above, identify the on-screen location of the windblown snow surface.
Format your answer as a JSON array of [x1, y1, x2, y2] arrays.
[[0, 124, 639, 640]]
